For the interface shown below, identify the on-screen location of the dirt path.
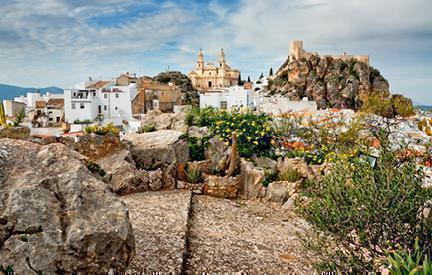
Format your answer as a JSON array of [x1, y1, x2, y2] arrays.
[[123, 190, 315, 274]]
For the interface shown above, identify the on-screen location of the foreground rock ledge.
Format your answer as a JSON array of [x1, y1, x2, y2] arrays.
[[0, 139, 135, 274]]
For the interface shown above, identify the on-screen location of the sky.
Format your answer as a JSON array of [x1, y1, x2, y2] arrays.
[[0, 0, 431, 104]]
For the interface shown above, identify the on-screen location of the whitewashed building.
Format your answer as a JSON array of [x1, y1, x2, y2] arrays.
[[199, 85, 254, 109], [64, 79, 137, 124], [14, 92, 64, 110]]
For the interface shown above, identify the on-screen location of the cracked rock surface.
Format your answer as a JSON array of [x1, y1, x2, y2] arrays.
[[185, 195, 316, 274], [0, 139, 135, 274], [123, 190, 192, 274], [123, 190, 315, 274]]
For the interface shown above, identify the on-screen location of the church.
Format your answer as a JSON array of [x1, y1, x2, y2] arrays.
[[188, 49, 240, 91]]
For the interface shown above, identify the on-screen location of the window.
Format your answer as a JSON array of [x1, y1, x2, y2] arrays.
[[115, 106, 118, 110], [220, 101, 227, 109], [104, 105, 107, 111], [115, 93, 119, 98], [72, 103, 76, 109], [104, 94, 108, 99], [80, 103, 85, 109]]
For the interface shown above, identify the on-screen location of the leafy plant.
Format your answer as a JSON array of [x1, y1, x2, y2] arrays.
[[181, 135, 210, 161], [86, 161, 106, 177], [12, 109, 25, 127], [185, 166, 201, 184], [211, 110, 274, 158], [386, 238, 432, 275], [73, 119, 92, 124], [278, 167, 303, 182], [298, 138, 432, 273], [85, 123, 120, 135], [141, 124, 156, 133], [262, 169, 278, 187], [0, 264, 14, 275]]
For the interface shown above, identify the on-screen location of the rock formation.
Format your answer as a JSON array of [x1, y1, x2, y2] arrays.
[[0, 139, 135, 273], [269, 54, 393, 110], [153, 71, 199, 105]]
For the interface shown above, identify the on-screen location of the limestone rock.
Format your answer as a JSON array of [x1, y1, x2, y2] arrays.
[[203, 175, 241, 199], [0, 139, 135, 274], [0, 126, 30, 139], [270, 54, 396, 110], [153, 71, 199, 105], [204, 137, 227, 172], [124, 130, 189, 170], [139, 110, 188, 133], [239, 160, 267, 199], [277, 157, 315, 179], [72, 133, 125, 161], [188, 126, 209, 139], [96, 149, 149, 195], [266, 180, 302, 205]]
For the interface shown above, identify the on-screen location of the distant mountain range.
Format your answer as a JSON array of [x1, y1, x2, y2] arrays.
[[0, 84, 63, 101], [416, 105, 432, 112]]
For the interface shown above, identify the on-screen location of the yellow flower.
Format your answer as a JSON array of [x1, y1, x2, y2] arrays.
[[247, 136, 252, 140], [260, 131, 265, 136], [253, 141, 258, 145]]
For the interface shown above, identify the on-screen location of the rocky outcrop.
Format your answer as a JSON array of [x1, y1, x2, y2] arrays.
[[72, 133, 125, 160], [153, 71, 199, 105], [0, 126, 30, 139], [96, 149, 150, 195], [266, 180, 302, 205], [139, 109, 188, 133], [239, 160, 267, 199], [204, 137, 227, 172], [0, 139, 135, 273], [124, 130, 189, 189], [269, 54, 395, 110]]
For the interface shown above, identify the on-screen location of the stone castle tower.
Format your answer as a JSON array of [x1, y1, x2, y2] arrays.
[[188, 49, 240, 91]]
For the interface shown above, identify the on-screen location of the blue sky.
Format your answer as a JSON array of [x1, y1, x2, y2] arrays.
[[0, 0, 431, 104]]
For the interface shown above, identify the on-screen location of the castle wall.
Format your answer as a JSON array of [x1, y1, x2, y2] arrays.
[[288, 40, 370, 66]]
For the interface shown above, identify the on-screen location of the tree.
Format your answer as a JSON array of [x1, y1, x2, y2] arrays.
[[238, 73, 241, 84], [259, 72, 264, 79], [269, 67, 273, 76], [247, 76, 251, 82]]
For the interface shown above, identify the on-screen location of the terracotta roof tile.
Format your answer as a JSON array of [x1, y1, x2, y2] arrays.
[[35, 100, 46, 109], [86, 80, 111, 89]]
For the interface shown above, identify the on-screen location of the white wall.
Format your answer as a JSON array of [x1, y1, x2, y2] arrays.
[[64, 83, 136, 124]]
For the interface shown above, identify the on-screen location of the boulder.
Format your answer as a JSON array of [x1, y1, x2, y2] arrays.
[[239, 160, 267, 199], [140, 110, 188, 133], [266, 180, 302, 205], [0, 139, 135, 274], [96, 149, 150, 195], [204, 137, 227, 172], [277, 157, 315, 179], [0, 126, 30, 139], [188, 126, 209, 139], [203, 175, 241, 199], [282, 193, 299, 211], [72, 133, 124, 161], [124, 130, 189, 170]]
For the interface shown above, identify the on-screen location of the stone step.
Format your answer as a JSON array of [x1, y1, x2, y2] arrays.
[[122, 190, 192, 274]]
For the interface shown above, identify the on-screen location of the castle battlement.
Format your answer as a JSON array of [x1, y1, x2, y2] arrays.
[[289, 40, 370, 66]]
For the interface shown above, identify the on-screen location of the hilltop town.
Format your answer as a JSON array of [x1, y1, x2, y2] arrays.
[[0, 42, 431, 274]]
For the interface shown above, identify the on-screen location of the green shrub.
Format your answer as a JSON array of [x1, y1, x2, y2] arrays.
[[12, 109, 25, 127], [298, 141, 432, 273], [211, 110, 274, 158], [86, 161, 106, 177], [185, 166, 201, 184], [0, 264, 14, 275], [141, 124, 156, 133], [184, 107, 218, 127], [181, 135, 210, 161], [262, 169, 278, 187], [73, 119, 92, 124], [386, 238, 432, 274], [278, 167, 303, 182], [85, 123, 120, 135]]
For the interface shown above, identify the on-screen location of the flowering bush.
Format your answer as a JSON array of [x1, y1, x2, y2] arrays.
[[185, 107, 219, 127], [211, 110, 274, 158], [84, 123, 120, 135]]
